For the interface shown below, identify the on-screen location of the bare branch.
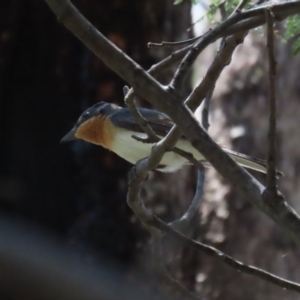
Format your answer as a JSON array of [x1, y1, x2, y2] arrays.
[[148, 45, 192, 77], [186, 32, 246, 112], [230, 0, 250, 16], [131, 135, 206, 171], [124, 87, 159, 143], [224, 14, 264, 35], [169, 87, 214, 232], [148, 36, 201, 48], [265, 9, 278, 193], [169, 169, 205, 232], [219, 1, 228, 21], [151, 216, 300, 294], [126, 147, 203, 298]]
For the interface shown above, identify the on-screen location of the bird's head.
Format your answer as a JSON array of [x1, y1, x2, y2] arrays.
[[60, 101, 119, 145]]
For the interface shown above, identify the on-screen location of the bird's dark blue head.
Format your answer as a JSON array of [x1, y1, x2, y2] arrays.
[[60, 101, 120, 142]]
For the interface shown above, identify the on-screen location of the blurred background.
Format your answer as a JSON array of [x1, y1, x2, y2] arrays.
[[1, 0, 300, 299]]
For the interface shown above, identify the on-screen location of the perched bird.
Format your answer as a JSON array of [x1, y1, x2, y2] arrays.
[[61, 101, 279, 176]]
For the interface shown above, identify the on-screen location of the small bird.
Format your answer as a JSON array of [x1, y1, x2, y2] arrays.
[[61, 101, 280, 176]]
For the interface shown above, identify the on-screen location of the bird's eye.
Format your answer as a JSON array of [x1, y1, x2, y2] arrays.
[[82, 111, 90, 119]]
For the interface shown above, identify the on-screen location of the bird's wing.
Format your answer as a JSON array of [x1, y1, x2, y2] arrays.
[[110, 108, 175, 137], [110, 107, 283, 177]]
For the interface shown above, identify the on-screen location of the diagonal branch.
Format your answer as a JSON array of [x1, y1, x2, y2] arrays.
[[169, 88, 214, 231], [148, 36, 201, 48], [186, 31, 246, 111], [169, 169, 205, 232], [230, 0, 250, 16]]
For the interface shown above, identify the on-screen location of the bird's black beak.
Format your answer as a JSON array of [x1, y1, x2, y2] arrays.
[[60, 127, 77, 143]]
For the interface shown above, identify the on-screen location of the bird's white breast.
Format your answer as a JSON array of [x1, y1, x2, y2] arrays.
[[110, 130, 203, 172]]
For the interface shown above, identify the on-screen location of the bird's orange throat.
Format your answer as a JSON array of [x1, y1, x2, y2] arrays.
[[75, 116, 114, 149]]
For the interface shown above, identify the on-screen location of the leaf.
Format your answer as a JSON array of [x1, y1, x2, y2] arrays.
[[174, 0, 198, 4], [285, 15, 300, 39], [292, 37, 300, 55], [284, 15, 300, 55], [174, 0, 183, 4]]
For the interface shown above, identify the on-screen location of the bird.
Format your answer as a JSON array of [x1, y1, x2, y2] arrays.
[[61, 101, 281, 176]]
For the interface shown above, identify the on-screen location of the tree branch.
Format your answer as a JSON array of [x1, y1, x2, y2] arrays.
[[186, 32, 246, 111], [151, 216, 300, 294], [265, 9, 278, 193], [148, 36, 201, 48], [169, 169, 205, 232], [170, 0, 300, 89], [230, 0, 249, 16], [123, 86, 159, 142]]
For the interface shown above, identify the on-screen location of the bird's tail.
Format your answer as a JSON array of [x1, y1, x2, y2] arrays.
[[223, 148, 284, 177]]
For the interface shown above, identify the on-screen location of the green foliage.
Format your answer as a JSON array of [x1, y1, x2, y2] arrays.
[[206, 2, 219, 20], [285, 15, 300, 39], [284, 15, 300, 55], [175, 0, 300, 55], [207, 0, 252, 18], [174, 0, 198, 4], [191, 0, 253, 24], [292, 37, 300, 55]]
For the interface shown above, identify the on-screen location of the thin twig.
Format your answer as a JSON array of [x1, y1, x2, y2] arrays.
[[219, 1, 227, 21], [151, 216, 300, 294], [131, 135, 205, 171], [186, 32, 246, 112], [124, 87, 159, 143], [230, 0, 250, 16], [169, 88, 214, 231], [148, 45, 192, 77], [148, 36, 202, 48], [125, 88, 207, 172], [170, 87, 214, 231], [265, 9, 277, 193]]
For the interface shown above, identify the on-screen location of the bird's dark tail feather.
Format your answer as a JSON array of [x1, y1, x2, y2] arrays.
[[198, 148, 284, 178]]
